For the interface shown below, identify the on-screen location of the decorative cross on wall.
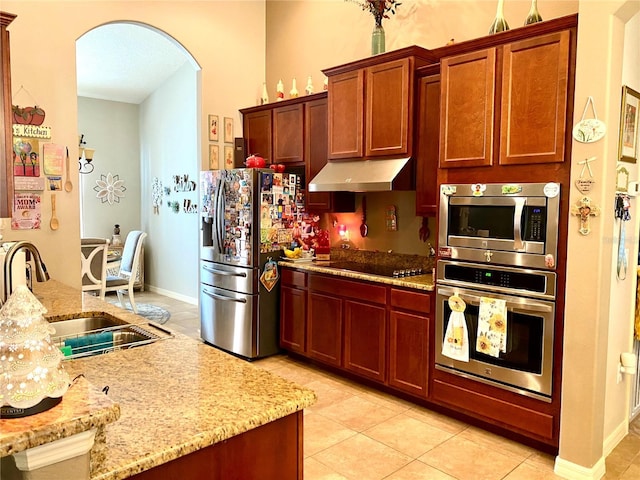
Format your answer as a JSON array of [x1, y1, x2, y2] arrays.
[[570, 196, 600, 235]]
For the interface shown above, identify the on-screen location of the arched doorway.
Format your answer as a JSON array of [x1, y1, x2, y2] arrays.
[[76, 22, 201, 301]]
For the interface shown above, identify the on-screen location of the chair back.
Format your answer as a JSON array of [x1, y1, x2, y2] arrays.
[[81, 238, 110, 297], [119, 231, 147, 278]]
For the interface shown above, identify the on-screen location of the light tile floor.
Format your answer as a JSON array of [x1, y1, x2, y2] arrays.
[[120, 290, 640, 480]]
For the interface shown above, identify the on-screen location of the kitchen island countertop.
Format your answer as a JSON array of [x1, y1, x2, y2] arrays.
[[1, 281, 316, 480]]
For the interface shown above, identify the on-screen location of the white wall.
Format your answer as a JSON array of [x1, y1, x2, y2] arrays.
[[78, 97, 141, 240], [140, 62, 199, 301], [1, 0, 266, 289], [603, 6, 640, 445]]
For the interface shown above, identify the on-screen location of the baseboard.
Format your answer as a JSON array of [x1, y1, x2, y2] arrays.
[[603, 419, 628, 457], [146, 285, 198, 305], [554, 455, 606, 480]]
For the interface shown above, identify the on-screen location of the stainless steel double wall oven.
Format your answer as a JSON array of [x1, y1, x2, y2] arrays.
[[436, 183, 561, 401]]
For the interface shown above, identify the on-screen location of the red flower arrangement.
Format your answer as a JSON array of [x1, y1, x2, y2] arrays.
[[346, 0, 402, 27]]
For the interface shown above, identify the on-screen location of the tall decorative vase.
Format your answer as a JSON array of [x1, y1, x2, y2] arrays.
[[524, 0, 543, 25], [372, 22, 385, 55], [488, 0, 509, 34]]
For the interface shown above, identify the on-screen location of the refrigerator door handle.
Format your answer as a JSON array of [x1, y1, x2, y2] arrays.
[[202, 287, 247, 304], [214, 175, 225, 254], [202, 265, 247, 277]]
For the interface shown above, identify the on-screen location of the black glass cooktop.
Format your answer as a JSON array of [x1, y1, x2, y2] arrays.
[[324, 261, 424, 278]]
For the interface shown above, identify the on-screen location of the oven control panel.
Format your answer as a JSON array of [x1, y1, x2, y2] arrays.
[[437, 260, 556, 300]]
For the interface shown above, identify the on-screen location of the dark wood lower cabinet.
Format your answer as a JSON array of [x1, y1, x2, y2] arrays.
[[388, 310, 429, 398], [280, 285, 306, 353], [130, 412, 303, 480], [307, 292, 343, 367], [344, 300, 386, 382]]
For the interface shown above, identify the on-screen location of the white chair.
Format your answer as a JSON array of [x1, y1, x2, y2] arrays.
[[105, 231, 147, 313], [81, 238, 110, 300]]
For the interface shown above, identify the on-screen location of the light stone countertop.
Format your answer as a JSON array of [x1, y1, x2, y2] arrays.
[[278, 260, 435, 291], [1, 280, 316, 480]]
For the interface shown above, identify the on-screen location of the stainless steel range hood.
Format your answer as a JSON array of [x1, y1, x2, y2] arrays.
[[308, 158, 412, 192]]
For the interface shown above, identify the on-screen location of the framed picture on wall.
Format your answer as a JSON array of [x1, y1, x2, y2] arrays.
[[618, 86, 640, 163], [208, 114, 219, 142], [224, 145, 234, 169], [209, 144, 219, 170], [224, 117, 234, 144]]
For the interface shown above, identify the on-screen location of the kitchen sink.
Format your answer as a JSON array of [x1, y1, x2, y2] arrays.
[[50, 315, 168, 359]]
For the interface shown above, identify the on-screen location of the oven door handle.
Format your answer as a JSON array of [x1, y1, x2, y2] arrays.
[[513, 197, 525, 251], [437, 285, 554, 313]]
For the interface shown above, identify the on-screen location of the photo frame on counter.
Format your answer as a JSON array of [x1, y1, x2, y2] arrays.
[[208, 114, 219, 142], [224, 117, 234, 144], [618, 86, 640, 163], [209, 144, 219, 170]]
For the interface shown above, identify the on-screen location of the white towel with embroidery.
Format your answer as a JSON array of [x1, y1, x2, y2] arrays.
[[442, 310, 469, 362], [476, 297, 508, 358]]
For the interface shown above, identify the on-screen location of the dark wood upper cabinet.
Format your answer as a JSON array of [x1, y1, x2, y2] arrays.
[[323, 47, 437, 161], [439, 48, 496, 169], [273, 103, 304, 164], [1, 12, 16, 218], [305, 97, 332, 212], [327, 69, 364, 159], [415, 71, 440, 216], [365, 58, 412, 157], [242, 109, 272, 164], [439, 29, 571, 169], [499, 31, 570, 166]]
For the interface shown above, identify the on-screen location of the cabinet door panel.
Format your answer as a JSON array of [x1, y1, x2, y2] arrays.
[[328, 70, 364, 159], [308, 292, 342, 366], [273, 103, 304, 164], [389, 311, 428, 398], [344, 300, 386, 382], [440, 49, 496, 168], [415, 74, 440, 216], [305, 98, 332, 211], [280, 286, 306, 353], [366, 59, 411, 157], [499, 31, 570, 165], [244, 110, 272, 164]]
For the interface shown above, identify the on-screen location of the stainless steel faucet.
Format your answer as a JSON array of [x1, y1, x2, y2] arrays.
[[2, 241, 50, 304]]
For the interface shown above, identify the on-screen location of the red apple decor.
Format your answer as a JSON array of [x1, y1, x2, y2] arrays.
[[12, 105, 46, 126], [245, 155, 266, 168]]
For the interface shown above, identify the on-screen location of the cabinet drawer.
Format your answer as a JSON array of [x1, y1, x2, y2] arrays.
[[432, 379, 555, 441], [281, 268, 307, 288], [309, 275, 386, 304], [390, 289, 431, 314]]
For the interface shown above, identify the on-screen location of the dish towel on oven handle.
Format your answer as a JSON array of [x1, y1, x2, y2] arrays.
[[477, 297, 508, 358], [442, 295, 469, 362]]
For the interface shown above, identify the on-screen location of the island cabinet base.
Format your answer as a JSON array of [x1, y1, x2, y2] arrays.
[[130, 412, 303, 480]]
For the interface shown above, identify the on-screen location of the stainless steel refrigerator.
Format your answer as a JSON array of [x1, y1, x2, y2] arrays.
[[199, 168, 302, 359]]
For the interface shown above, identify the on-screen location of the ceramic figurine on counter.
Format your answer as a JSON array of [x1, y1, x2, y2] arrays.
[[305, 76, 314, 95], [276, 79, 284, 101]]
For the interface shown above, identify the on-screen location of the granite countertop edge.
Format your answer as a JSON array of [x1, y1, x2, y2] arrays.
[[3, 280, 317, 479], [93, 393, 316, 480], [278, 261, 435, 291]]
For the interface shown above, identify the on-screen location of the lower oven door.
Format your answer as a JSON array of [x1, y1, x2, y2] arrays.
[[435, 284, 555, 401]]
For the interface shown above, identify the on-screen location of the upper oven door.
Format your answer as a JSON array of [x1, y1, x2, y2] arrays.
[[438, 183, 560, 269]]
